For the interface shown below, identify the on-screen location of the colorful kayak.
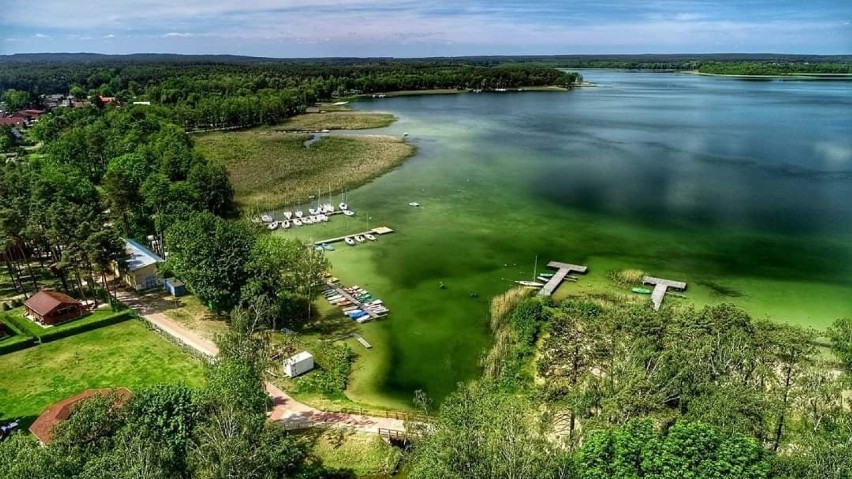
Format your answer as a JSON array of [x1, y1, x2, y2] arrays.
[[632, 287, 652, 294]]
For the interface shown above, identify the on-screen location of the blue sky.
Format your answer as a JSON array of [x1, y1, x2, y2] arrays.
[[1, 0, 850, 56]]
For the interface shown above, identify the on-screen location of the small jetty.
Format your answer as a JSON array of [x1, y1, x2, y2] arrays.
[[352, 333, 372, 349], [323, 280, 389, 321], [538, 261, 588, 296], [642, 276, 687, 311], [314, 226, 394, 245]]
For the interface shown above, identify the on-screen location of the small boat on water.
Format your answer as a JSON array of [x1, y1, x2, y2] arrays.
[[364, 233, 376, 241], [539, 273, 554, 278], [339, 203, 348, 211], [314, 245, 324, 251], [281, 220, 290, 229], [321, 243, 335, 251], [267, 221, 279, 230], [293, 218, 303, 226], [343, 210, 355, 217], [344, 237, 356, 246], [409, 202, 420, 207], [632, 287, 653, 295], [295, 210, 304, 218], [309, 208, 320, 216], [537, 275, 552, 283], [515, 280, 544, 288], [354, 235, 365, 243], [283, 211, 293, 220], [260, 214, 273, 223]]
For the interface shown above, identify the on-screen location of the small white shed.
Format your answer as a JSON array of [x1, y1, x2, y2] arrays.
[[283, 351, 314, 378]]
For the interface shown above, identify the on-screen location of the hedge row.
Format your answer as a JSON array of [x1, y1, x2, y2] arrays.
[[0, 310, 136, 356], [37, 310, 135, 343], [0, 335, 36, 355]]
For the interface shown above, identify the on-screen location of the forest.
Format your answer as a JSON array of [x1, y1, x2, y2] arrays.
[[0, 57, 582, 130], [406, 292, 852, 479]]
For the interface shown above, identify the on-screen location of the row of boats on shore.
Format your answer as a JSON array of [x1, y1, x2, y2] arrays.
[[322, 283, 390, 322], [257, 202, 356, 230]]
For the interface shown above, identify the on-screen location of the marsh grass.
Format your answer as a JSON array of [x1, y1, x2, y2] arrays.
[[196, 130, 415, 210], [278, 112, 395, 131], [608, 269, 646, 288]]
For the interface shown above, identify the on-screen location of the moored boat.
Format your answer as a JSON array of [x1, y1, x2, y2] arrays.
[[632, 287, 653, 294], [344, 237, 356, 246], [267, 221, 279, 230], [283, 211, 293, 220], [343, 210, 355, 216], [339, 203, 348, 210], [321, 243, 334, 251], [364, 233, 377, 241], [260, 214, 273, 223], [409, 202, 420, 207], [293, 218, 303, 226], [515, 280, 544, 288], [354, 235, 365, 243], [281, 220, 291, 229]]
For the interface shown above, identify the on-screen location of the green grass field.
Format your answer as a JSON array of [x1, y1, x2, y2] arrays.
[[279, 111, 395, 131], [196, 129, 414, 210], [0, 320, 206, 424]]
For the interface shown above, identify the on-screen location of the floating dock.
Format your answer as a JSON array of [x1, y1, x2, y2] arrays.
[[642, 276, 687, 311], [314, 226, 394, 245], [538, 261, 588, 296]]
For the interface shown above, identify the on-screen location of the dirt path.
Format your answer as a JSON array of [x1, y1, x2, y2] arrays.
[[115, 287, 406, 434]]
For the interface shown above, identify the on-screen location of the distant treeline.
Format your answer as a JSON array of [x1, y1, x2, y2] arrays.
[[0, 58, 582, 129]]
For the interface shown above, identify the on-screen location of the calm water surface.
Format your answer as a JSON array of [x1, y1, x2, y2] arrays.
[[283, 70, 852, 408]]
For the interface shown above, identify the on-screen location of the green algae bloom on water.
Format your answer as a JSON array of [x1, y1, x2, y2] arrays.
[[282, 70, 852, 409]]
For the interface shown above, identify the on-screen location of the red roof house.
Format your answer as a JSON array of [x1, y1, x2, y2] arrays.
[[29, 388, 132, 444], [23, 290, 86, 325], [0, 117, 26, 127]]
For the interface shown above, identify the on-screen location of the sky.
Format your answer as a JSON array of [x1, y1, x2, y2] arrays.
[[1, 0, 850, 57]]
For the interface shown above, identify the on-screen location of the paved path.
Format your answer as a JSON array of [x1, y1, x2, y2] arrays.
[[115, 287, 406, 434]]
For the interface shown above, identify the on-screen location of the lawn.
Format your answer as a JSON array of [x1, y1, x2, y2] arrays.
[[196, 129, 414, 210], [0, 320, 206, 424], [279, 111, 395, 131]]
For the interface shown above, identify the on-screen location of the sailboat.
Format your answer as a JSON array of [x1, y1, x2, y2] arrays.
[[283, 211, 293, 220], [515, 256, 544, 288]]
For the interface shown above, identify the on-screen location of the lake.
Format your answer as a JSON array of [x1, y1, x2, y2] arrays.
[[282, 70, 852, 409]]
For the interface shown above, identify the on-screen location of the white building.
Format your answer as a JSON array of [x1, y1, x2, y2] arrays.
[[283, 352, 314, 378]]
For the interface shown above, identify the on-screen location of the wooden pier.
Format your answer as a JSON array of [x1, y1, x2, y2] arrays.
[[313, 226, 394, 245], [642, 276, 687, 311], [352, 333, 372, 349], [538, 261, 588, 296]]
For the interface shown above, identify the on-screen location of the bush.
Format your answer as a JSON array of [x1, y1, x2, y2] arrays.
[[2, 302, 10, 311], [38, 310, 134, 343]]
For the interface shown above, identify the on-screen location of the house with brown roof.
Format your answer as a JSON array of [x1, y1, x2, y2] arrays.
[[23, 290, 87, 325], [29, 388, 132, 444], [0, 117, 26, 127]]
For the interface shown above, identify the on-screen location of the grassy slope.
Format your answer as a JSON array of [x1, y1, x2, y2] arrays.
[[196, 130, 414, 210], [302, 428, 401, 477], [279, 111, 395, 131], [0, 321, 205, 423]]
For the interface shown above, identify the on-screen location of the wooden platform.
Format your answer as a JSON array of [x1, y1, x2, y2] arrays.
[[313, 226, 394, 245], [538, 261, 588, 296], [352, 333, 372, 349], [642, 276, 687, 311]]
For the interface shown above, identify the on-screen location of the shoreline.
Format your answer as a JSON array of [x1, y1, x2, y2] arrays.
[[196, 111, 416, 212], [683, 70, 852, 80]]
